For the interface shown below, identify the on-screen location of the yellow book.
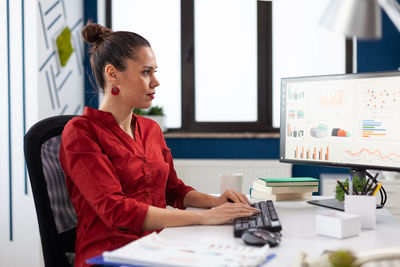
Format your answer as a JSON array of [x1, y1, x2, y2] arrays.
[[250, 188, 312, 201], [252, 181, 318, 194]]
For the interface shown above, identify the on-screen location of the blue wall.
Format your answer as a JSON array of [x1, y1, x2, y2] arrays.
[[165, 138, 279, 159], [358, 8, 400, 72], [83, 0, 99, 108]]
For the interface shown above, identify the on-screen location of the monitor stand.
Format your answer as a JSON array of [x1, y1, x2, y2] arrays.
[[307, 198, 383, 211]]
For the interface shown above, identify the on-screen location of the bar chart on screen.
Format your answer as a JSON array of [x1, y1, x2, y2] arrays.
[[294, 146, 329, 161]]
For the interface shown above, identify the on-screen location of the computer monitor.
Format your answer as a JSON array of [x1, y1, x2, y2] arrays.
[[279, 71, 400, 210]]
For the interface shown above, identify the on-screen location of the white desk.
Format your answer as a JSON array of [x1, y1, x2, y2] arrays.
[[160, 197, 400, 266]]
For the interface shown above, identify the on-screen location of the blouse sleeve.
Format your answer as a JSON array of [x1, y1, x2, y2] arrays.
[[59, 118, 149, 235], [161, 135, 195, 209]]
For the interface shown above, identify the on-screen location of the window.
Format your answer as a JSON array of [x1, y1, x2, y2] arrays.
[[181, 0, 271, 132], [194, 0, 257, 123], [112, 0, 182, 128], [109, 0, 351, 132]]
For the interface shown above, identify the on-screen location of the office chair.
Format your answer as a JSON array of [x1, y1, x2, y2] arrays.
[[24, 115, 77, 267]]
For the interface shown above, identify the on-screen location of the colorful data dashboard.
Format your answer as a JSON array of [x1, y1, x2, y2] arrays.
[[280, 72, 400, 171]]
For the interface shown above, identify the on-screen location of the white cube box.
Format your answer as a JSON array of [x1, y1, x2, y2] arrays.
[[345, 195, 376, 229], [316, 212, 361, 239]]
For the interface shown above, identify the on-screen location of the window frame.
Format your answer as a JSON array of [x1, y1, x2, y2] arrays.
[[181, 0, 272, 132], [106, 0, 353, 133]]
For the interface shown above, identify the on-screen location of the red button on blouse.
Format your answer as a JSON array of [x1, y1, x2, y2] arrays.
[[59, 107, 194, 267]]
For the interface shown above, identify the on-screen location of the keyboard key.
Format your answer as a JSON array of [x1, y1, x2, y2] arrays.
[[256, 214, 263, 226], [233, 200, 282, 237]]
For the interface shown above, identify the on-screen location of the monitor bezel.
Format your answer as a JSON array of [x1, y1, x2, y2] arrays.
[[279, 70, 400, 172]]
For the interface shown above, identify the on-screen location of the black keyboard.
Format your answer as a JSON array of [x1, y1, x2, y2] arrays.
[[234, 200, 282, 237]]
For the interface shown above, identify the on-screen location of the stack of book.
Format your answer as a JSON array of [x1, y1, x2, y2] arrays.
[[250, 177, 319, 201]]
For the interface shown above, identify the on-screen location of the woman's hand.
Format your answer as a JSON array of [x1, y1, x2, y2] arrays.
[[198, 202, 260, 225], [215, 189, 252, 206]]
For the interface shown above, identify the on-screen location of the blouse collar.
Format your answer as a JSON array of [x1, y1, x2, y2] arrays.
[[83, 106, 138, 127]]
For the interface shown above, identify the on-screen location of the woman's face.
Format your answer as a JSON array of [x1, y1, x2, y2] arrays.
[[117, 46, 159, 109]]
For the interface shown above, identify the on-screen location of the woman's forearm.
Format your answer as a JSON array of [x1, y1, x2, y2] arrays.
[[142, 191, 221, 231], [183, 189, 251, 208], [141, 205, 202, 231], [183, 190, 218, 208]]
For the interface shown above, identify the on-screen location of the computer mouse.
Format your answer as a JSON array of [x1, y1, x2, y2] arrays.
[[241, 228, 281, 247]]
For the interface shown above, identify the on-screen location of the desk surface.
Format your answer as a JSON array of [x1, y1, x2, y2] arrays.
[[159, 197, 400, 266]]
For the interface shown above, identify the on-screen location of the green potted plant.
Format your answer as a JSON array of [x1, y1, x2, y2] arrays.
[[335, 176, 364, 201], [133, 105, 166, 132]]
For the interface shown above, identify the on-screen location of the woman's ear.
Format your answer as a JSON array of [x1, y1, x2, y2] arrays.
[[104, 64, 119, 85]]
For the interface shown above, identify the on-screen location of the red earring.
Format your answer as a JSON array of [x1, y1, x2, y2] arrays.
[[111, 86, 120, 96]]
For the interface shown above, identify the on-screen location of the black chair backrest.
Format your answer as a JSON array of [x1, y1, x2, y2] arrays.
[[24, 115, 77, 267]]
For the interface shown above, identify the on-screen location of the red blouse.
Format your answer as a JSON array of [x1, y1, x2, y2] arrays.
[[59, 107, 194, 267]]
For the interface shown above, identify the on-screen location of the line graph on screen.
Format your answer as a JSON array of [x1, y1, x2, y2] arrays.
[[345, 148, 400, 161]]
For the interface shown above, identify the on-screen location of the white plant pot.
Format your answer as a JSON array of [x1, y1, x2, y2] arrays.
[[146, 115, 167, 132]]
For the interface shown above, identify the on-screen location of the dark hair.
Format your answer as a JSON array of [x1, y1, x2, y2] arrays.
[[81, 22, 151, 91]]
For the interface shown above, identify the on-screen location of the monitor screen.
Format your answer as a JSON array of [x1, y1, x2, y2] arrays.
[[280, 71, 400, 172]]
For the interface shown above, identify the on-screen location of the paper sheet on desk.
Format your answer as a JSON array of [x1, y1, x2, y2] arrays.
[[103, 232, 270, 267]]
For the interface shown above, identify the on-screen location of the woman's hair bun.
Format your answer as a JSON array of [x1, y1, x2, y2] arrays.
[[81, 22, 112, 44]]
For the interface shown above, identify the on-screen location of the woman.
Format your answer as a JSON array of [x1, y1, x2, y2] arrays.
[[59, 22, 259, 267]]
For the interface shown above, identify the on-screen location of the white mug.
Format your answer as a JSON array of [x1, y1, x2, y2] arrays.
[[219, 173, 243, 194]]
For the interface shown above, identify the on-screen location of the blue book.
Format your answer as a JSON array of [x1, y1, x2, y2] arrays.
[[86, 255, 143, 267]]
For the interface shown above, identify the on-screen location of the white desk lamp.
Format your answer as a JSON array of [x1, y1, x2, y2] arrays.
[[320, 0, 400, 39]]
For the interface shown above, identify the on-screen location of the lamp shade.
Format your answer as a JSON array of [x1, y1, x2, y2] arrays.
[[320, 0, 382, 39]]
